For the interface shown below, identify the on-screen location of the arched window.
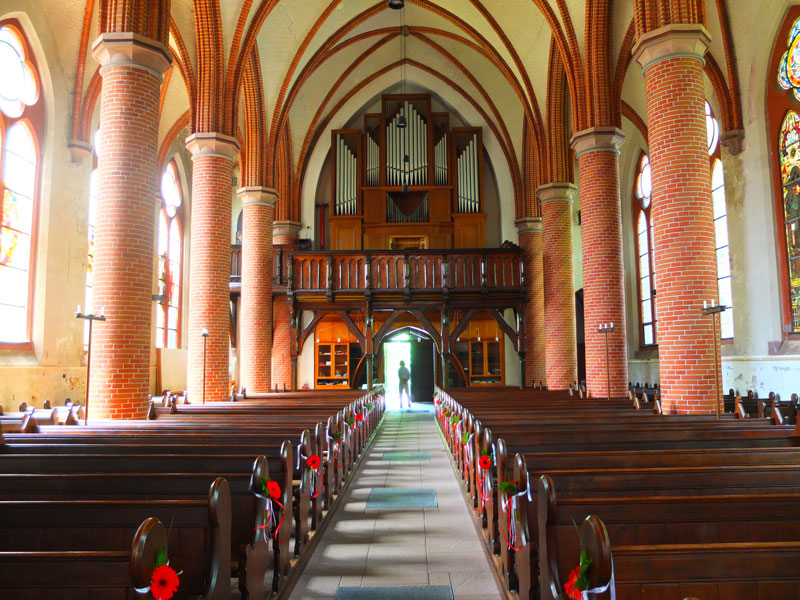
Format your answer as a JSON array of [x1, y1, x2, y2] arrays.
[[706, 102, 734, 339], [778, 111, 800, 333], [156, 161, 183, 349], [633, 153, 656, 346], [0, 22, 42, 345], [84, 131, 99, 347], [770, 9, 800, 336]]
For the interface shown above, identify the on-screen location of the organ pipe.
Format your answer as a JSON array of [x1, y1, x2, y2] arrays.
[[335, 134, 358, 216], [456, 132, 479, 213]]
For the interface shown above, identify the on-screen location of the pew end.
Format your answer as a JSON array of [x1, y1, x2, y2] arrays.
[[579, 515, 614, 599], [129, 516, 169, 593]]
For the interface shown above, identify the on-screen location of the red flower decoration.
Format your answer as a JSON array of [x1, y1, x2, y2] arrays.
[[350, 423, 356, 430], [564, 566, 582, 600], [451, 422, 458, 429], [150, 564, 180, 600], [266, 480, 281, 499], [478, 455, 492, 470], [434, 399, 440, 406], [355, 413, 364, 422], [307, 454, 321, 470]]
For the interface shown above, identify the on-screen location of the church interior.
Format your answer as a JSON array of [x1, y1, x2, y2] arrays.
[[1, 0, 800, 598]]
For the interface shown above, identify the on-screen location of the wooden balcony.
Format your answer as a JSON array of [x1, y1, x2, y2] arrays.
[[230, 243, 294, 293], [286, 248, 524, 310], [230, 245, 524, 309]]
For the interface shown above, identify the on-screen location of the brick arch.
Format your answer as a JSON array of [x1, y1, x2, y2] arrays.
[[271, 24, 537, 192], [294, 58, 522, 227], [157, 110, 191, 173], [546, 38, 571, 185], [71, 18, 196, 151], [241, 45, 266, 188], [257, 1, 544, 184], [192, 0, 225, 133]]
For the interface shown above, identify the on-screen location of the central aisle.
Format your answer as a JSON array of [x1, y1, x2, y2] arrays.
[[291, 408, 505, 599]]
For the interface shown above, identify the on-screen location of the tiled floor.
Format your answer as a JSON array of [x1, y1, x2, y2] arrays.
[[290, 407, 505, 599]]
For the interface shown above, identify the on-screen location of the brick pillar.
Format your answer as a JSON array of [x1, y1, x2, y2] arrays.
[[571, 128, 628, 399], [272, 220, 301, 390], [89, 34, 171, 419], [634, 25, 720, 414], [516, 218, 546, 387], [538, 183, 578, 389], [239, 187, 277, 393], [185, 133, 239, 403]]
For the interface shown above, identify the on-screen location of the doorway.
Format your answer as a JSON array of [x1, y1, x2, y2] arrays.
[[382, 329, 436, 410], [383, 333, 412, 411]]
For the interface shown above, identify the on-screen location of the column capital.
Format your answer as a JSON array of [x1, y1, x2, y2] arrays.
[[238, 186, 278, 208], [537, 182, 578, 204], [515, 217, 543, 234], [68, 139, 93, 165], [720, 129, 745, 156], [570, 127, 626, 157], [273, 220, 302, 239], [633, 24, 711, 72], [92, 32, 172, 78], [185, 132, 240, 162]]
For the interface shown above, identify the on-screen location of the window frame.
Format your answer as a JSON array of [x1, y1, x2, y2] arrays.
[[706, 102, 734, 341], [768, 6, 800, 339], [632, 152, 657, 348], [0, 20, 44, 349], [156, 159, 184, 349]]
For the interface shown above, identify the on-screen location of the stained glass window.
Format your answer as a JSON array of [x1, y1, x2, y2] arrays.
[[779, 17, 800, 101], [779, 111, 800, 333], [0, 23, 40, 344], [634, 153, 656, 346], [156, 161, 183, 349]]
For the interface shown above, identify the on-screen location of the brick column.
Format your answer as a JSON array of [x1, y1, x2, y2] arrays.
[[538, 183, 578, 389], [185, 133, 239, 403], [634, 25, 720, 414], [272, 220, 301, 390], [239, 187, 277, 393], [571, 128, 628, 399], [89, 34, 171, 419], [516, 218, 546, 387]]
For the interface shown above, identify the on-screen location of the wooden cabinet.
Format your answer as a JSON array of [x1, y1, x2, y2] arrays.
[[316, 342, 350, 388], [469, 340, 504, 385]]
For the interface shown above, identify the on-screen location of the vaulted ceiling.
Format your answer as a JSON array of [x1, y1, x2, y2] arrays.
[[20, 0, 770, 217]]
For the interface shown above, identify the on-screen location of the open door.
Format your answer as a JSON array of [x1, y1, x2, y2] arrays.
[[410, 339, 435, 404]]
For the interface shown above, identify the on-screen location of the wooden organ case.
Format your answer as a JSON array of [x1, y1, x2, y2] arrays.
[[329, 94, 486, 250]]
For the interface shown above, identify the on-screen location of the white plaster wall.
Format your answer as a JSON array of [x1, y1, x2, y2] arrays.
[[297, 312, 316, 390]]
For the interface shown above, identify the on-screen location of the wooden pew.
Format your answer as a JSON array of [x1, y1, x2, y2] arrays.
[[436, 386, 800, 599], [0, 478, 232, 599], [0, 388, 384, 596], [571, 511, 800, 600]]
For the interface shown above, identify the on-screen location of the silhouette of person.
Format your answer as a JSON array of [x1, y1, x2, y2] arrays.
[[398, 360, 411, 408]]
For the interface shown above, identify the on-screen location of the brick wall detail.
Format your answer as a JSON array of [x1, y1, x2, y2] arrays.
[[271, 221, 300, 390], [539, 183, 578, 389], [635, 26, 721, 414], [516, 219, 546, 387], [185, 133, 239, 403], [572, 128, 629, 398], [239, 187, 277, 393], [88, 35, 171, 419]]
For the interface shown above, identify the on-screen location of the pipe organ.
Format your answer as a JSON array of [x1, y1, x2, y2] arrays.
[[330, 94, 485, 251]]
